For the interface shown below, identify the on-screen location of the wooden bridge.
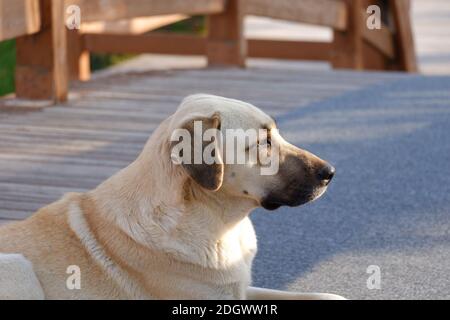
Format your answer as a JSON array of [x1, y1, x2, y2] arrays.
[[1, 0, 416, 102]]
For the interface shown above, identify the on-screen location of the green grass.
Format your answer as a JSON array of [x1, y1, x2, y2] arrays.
[[158, 15, 205, 35], [0, 16, 206, 95], [0, 40, 16, 96], [90, 53, 138, 71]]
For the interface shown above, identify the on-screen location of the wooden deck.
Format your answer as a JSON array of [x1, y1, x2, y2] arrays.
[[0, 65, 405, 225]]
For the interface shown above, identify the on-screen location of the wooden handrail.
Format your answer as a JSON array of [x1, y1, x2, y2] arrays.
[[0, 0, 42, 41], [80, 14, 188, 35], [390, 0, 418, 72], [84, 33, 207, 55], [246, 0, 348, 31], [207, 0, 246, 67], [64, 0, 225, 22], [84, 32, 333, 63]]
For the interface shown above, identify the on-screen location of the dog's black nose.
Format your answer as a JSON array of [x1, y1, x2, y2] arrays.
[[318, 164, 335, 184]]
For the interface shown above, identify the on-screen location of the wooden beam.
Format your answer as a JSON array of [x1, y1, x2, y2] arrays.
[[245, 0, 348, 31], [362, 39, 389, 70], [51, 0, 68, 101], [0, 0, 41, 41], [248, 39, 331, 61], [207, 0, 246, 67], [67, 29, 90, 81], [65, 0, 225, 23], [84, 33, 206, 55], [85, 32, 332, 63], [69, 14, 189, 81], [80, 14, 188, 35], [15, 0, 68, 102], [352, 0, 393, 70], [362, 15, 395, 59], [390, 0, 417, 72], [331, 0, 364, 69]]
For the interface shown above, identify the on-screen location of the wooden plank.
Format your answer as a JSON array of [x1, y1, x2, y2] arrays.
[[0, 123, 151, 140], [85, 33, 331, 63], [390, 0, 418, 72], [0, 182, 83, 198], [357, 0, 395, 70], [15, 0, 68, 102], [84, 33, 206, 55], [207, 0, 246, 67], [0, 116, 157, 132], [245, 0, 348, 31], [0, 171, 115, 191], [362, 39, 389, 70], [73, 78, 356, 101], [248, 39, 331, 61], [331, 0, 364, 70], [361, 1, 395, 60], [80, 14, 188, 34], [0, 152, 131, 168], [51, 0, 68, 102], [0, 162, 120, 181], [362, 19, 395, 60], [0, 0, 41, 41], [0, 177, 102, 192], [65, 0, 225, 22], [153, 67, 402, 83], [67, 29, 90, 81]]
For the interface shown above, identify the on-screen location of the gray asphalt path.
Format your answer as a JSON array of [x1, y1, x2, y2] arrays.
[[250, 75, 450, 299]]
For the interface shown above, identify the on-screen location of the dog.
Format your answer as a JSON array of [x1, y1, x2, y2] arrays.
[[0, 94, 344, 300]]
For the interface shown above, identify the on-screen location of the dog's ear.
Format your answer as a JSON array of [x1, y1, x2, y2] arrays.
[[172, 113, 224, 191]]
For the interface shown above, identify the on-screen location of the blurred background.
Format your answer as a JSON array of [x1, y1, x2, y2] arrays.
[[245, 0, 450, 74], [1, 0, 449, 97]]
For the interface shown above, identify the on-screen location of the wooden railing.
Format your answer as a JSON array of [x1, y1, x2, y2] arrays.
[[0, 0, 417, 104], [1, 0, 68, 102], [0, 0, 41, 40]]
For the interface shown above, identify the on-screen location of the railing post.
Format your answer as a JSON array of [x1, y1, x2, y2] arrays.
[[207, 0, 246, 67], [15, 0, 68, 102], [67, 29, 91, 81], [390, 0, 417, 72], [331, 0, 365, 70]]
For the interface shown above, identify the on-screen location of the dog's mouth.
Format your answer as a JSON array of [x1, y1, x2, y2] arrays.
[[261, 187, 327, 211], [260, 200, 283, 211], [261, 197, 311, 211]]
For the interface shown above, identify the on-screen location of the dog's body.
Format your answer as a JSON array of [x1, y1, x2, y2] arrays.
[[0, 95, 344, 300], [0, 193, 256, 299]]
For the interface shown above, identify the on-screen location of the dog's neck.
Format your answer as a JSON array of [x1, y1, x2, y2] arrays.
[[90, 126, 258, 268]]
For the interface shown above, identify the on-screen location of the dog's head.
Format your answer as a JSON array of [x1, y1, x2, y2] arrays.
[[168, 94, 335, 211]]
